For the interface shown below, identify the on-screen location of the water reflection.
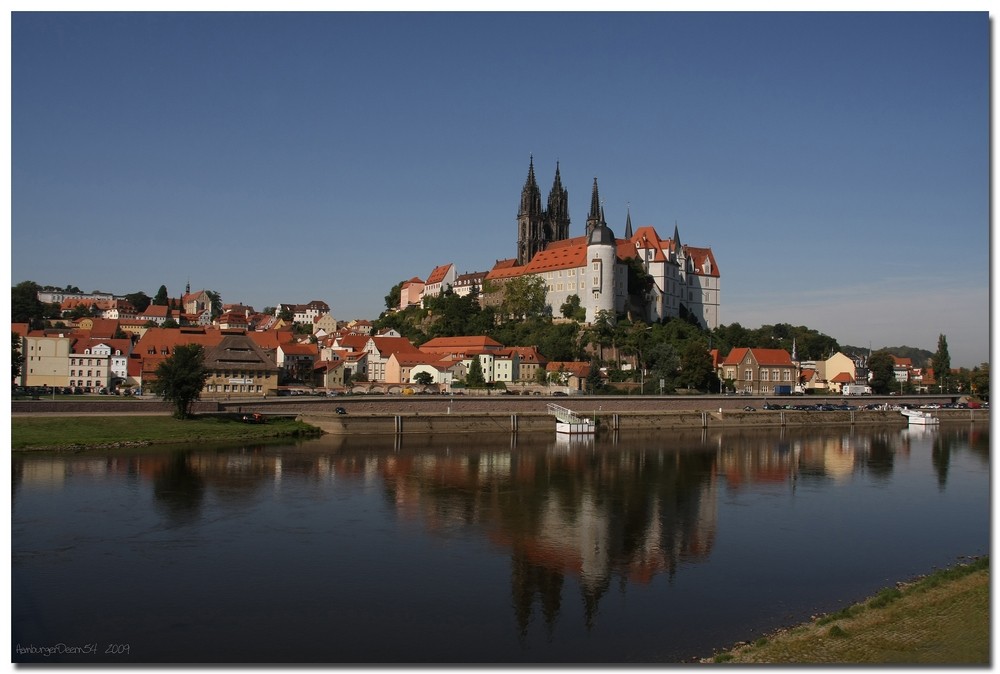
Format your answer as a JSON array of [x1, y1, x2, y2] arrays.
[[11, 423, 989, 662]]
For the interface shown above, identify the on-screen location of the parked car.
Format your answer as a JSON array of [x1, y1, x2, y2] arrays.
[[743, 405, 756, 411], [335, 407, 348, 415]]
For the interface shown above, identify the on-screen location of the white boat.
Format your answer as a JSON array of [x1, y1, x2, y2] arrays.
[[900, 408, 939, 426], [548, 403, 596, 435]]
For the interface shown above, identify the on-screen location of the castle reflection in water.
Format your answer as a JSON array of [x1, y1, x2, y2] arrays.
[[13, 424, 988, 634]]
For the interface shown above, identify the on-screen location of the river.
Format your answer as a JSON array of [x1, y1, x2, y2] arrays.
[[11, 422, 989, 663]]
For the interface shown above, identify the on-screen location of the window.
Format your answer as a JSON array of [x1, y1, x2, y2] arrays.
[[772, 369, 779, 381], [745, 369, 752, 381], [783, 371, 791, 381], [761, 370, 769, 381]]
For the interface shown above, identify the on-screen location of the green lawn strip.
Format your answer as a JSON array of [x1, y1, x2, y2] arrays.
[[12, 415, 321, 450], [707, 557, 989, 664]]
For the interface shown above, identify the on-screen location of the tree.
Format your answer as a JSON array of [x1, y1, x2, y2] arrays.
[[12, 281, 44, 325], [970, 362, 989, 400], [589, 310, 616, 363], [867, 351, 896, 395], [646, 341, 680, 393], [413, 371, 434, 386], [678, 339, 717, 392], [206, 290, 223, 320], [153, 285, 170, 306], [150, 344, 210, 418], [466, 356, 487, 388], [12, 331, 24, 382], [560, 294, 586, 321], [125, 291, 152, 314], [385, 282, 403, 311], [932, 334, 951, 392], [499, 275, 547, 321]]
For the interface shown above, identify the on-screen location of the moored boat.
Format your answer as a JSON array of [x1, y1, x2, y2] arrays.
[[900, 408, 939, 425]]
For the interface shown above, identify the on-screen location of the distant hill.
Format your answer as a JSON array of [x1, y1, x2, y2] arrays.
[[843, 344, 934, 368]]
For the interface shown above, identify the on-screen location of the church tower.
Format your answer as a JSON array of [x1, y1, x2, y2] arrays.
[[546, 161, 570, 242], [585, 178, 606, 238], [517, 157, 570, 265], [517, 156, 544, 265]]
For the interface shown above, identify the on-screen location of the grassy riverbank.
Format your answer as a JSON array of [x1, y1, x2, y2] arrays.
[[704, 556, 989, 664], [11, 414, 322, 451]]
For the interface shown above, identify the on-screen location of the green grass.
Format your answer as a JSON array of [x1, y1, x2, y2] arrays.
[[707, 557, 989, 664], [12, 415, 321, 450]]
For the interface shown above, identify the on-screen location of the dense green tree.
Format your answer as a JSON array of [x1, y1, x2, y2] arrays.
[[710, 322, 751, 356], [12, 332, 24, 381], [678, 339, 717, 392], [534, 322, 584, 362], [206, 290, 223, 320], [150, 343, 210, 419], [413, 371, 434, 386], [466, 356, 486, 387], [586, 360, 605, 393], [499, 276, 547, 321], [153, 285, 170, 306], [125, 291, 152, 314], [588, 310, 616, 362], [932, 334, 951, 391], [867, 351, 896, 394], [646, 341, 680, 393], [278, 306, 294, 322], [969, 362, 989, 400], [161, 318, 180, 329], [560, 294, 586, 321], [424, 289, 486, 339], [12, 281, 44, 325], [619, 321, 651, 379], [385, 282, 403, 311]]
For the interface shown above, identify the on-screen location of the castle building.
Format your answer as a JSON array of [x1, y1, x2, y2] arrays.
[[487, 157, 721, 329]]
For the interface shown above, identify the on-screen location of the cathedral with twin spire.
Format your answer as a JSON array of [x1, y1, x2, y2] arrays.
[[492, 156, 720, 329]]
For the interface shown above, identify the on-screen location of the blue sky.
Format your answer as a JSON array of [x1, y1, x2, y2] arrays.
[[10, 12, 989, 367]]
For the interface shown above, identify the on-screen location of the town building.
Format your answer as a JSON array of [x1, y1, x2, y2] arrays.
[[201, 332, 280, 399], [718, 347, 797, 395]]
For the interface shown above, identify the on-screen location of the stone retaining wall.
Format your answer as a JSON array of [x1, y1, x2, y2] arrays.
[[299, 408, 987, 436]]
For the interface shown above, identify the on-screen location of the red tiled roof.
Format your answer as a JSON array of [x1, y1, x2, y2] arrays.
[[720, 348, 794, 367], [370, 336, 420, 356], [390, 352, 449, 367], [685, 246, 720, 277], [420, 336, 503, 353], [279, 342, 318, 356], [545, 361, 591, 377], [140, 305, 171, 318], [425, 263, 453, 285]]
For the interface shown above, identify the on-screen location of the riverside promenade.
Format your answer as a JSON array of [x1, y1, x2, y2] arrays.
[[12, 394, 983, 436]]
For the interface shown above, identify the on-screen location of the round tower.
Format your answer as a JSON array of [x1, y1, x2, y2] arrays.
[[586, 219, 617, 324]]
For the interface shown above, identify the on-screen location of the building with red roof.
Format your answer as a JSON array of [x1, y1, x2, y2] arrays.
[[718, 348, 797, 395], [477, 159, 721, 329]]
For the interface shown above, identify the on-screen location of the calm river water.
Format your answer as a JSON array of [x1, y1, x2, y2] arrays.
[[12, 423, 989, 664]]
